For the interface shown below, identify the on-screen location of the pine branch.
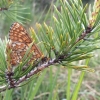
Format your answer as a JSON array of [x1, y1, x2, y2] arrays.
[[0, 25, 93, 92], [0, 7, 8, 11], [76, 26, 92, 43], [0, 26, 97, 92], [0, 0, 30, 22]]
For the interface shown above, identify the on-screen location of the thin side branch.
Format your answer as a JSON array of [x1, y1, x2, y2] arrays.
[[76, 27, 92, 43], [0, 8, 8, 11]]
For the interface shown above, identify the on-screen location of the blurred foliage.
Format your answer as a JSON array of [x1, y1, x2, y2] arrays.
[[82, 0, 94, 4], [0, 0, 55, 38], [0, 0, 93, 38]]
